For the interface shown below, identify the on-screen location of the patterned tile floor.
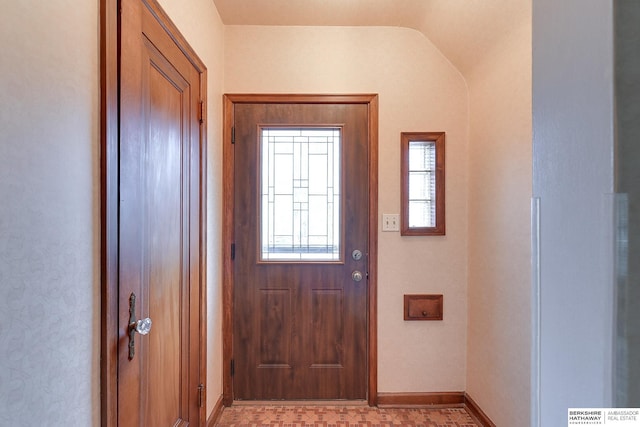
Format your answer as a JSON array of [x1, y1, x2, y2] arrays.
[[216, 404, 480, 426]]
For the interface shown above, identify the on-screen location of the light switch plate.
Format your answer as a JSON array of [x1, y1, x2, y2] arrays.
[[382, 214, 400, 232]]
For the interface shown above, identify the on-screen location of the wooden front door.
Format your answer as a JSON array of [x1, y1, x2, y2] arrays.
[[230, 98, 375, 400], [115, 0, 205, 425]]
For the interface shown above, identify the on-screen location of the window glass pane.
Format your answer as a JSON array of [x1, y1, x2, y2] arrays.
[[409, 141, 435, 171], [409, 200, 435, 228], [409, 171, 434, 200], [261, 128, 341, 261], [408, 141, 436, 228]]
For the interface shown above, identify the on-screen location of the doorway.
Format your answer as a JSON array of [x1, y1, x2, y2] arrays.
[[222, 94, 379, 405], [100, 0, 207, 425]]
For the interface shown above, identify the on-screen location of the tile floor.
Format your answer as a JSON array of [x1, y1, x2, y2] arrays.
[[215, 404, 480, 426]]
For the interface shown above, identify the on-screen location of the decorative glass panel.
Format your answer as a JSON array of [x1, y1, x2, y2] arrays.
[[261, 128, 341, 261], [408, 141, 436, 228]]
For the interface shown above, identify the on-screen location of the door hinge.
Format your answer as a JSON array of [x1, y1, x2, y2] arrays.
[[230, 359, 235, 377], [231, 126, 235, 144], [231, 243, 235, 260], [198, 101, 204, 124], [198, 383, 205, 408]]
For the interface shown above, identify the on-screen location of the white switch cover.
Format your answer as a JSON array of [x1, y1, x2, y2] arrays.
[[382, 214, 400, 232]]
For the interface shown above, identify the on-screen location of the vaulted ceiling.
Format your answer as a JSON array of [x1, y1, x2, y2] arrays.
[[213, 0, 530, 75]]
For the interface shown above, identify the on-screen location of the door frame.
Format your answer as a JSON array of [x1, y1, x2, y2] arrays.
[[222, 94, 379, 406], [100, 0, 208, 425]]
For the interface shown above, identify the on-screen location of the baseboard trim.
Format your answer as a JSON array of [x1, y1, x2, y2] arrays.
[[376, 392, 495, 427], [232, 400, 369, 406], [377, 392, 465, 407], [463, 393, 496, 427], [206, 394, 225, 427]]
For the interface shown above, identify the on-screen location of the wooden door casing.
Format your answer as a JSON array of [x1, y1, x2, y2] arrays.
[[100, 0, 207, 425], [222, 95, 379, 405]]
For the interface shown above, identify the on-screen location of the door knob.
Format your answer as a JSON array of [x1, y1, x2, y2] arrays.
[[128, 293, 152, 360], [352, 270, 363, 282], [131, 317, 152, 335]]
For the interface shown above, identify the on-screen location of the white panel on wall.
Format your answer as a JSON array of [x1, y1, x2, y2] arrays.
[[533, 0, 615, 424]]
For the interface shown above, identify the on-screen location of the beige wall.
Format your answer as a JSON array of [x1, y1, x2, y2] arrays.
[[0, 0, 100, 424], [157, 0, 226, 416], [224, 25, 469, 392], [1, 0, 533, 421], [466, 15, 532, 426]]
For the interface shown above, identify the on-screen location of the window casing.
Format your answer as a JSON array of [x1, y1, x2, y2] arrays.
[[400, 132, 445, 236]]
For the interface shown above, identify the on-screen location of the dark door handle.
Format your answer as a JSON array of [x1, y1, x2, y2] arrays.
[[128, 293, 152, 360]]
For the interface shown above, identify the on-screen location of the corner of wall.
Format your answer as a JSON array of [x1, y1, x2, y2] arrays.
[[465, 13, 532, 427]]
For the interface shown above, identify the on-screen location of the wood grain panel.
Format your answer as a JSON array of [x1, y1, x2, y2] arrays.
[[100, 0, 119, 424], [104, 0, 207, 426], [233, 101, 369, 400], [311, 289, 343, 367], [222, 95, 235, 406], [145, 49, 187, 425], [366, 95, 379, 406], [259, 289, 292, 366]]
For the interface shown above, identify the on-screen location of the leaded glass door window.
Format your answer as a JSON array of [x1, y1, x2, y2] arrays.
[[260, 127, 342, 261]]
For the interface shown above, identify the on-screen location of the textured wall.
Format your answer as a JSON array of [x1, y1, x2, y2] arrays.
[[533, 0, 615, 424], [0, 1, 100, 425], [157, 0, 226, 416], [466, 14, 532, 427], [224, 25, 469, 392]]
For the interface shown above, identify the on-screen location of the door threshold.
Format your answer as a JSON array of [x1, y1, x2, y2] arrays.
[[232, 400, 369, 407]]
